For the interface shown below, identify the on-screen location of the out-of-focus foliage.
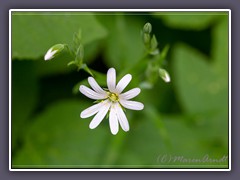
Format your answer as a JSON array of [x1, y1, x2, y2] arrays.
[[96, 14, 145, 71], [13, 100, 110, 167], [11, 11, 229, 169], [153, 12, 224, 30], [173, 44, 227, 113], [12, 12, 107, 59], [12, 61, 38, 150]]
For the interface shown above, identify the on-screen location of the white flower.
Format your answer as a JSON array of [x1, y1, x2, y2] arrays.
[[79, 67, 144, 135]]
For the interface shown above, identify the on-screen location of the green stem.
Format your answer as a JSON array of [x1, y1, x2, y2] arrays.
[[119, 52, 149, 77], [144, 104, 171, 148], [102, 132, 127, 166]]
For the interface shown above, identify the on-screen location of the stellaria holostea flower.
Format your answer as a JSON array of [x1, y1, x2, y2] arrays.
[[79, 67, 144, 135]]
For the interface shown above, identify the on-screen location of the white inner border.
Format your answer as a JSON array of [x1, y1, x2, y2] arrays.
[[9, 9, 231, 172]]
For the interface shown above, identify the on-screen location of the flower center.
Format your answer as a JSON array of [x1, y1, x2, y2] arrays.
[[108, 92, 119, 102]]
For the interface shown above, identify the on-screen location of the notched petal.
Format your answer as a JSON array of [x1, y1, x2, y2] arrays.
[[119, 99, 144, 110], [107, 68, 116, 92], [79, 85, 107, 100], [116, 74, 132, 93], [119, 88, 141, 100]]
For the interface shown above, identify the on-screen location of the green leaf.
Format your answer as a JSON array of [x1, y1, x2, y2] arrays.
[[173, 43, 228, 114], [12, 12, 107, 60], [118, 112, 228, 168], [12, 61, 38, 150], [212, 16, 229, 79], [97, 14, 145, 70], [13, 100, 111, 168], [153, 12, 227, 30]]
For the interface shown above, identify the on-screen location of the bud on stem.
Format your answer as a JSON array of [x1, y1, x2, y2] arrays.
[[159, 68, 171, 83], [143, 22, 152, 34], [44, 44, 65, 61]]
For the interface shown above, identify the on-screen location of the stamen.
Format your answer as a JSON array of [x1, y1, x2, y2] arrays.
[[107, 92, 119, 102]]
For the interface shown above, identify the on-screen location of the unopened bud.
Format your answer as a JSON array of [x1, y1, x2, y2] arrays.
[[44, 44, 64, 61], [143, 22, 152, 34], [159, 68, 171, 83]]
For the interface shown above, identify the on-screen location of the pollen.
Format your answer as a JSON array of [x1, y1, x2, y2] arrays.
[[108, 92, 119, 102]]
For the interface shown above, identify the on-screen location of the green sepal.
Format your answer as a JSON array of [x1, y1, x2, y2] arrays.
[[75, 44, 84, 63], [157, 44, 170, 65], [81, 63, 93, 76], [72, 29, 82, 53], [143, 33, 151, 45], [160, 44, 170, 60], [150, 35, 158, 53], [67, 61, 76, 66], [51, 44, 65, 52]]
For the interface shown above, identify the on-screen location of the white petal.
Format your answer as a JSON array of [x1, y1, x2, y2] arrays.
[[119, 88, 141, 100], [79, 85, 107, 100], [119, 99, 144, 110], [89, 101, 111, 129], [44, 48, 57, 61], [116, 74, 132, 93], [80, 100, 107, 118], [163, 74, 171, 83], [115, 103, 129, 132], [88, 77, 107, 94], [109, 104, 119, 135], [107, 68, 116, 92]]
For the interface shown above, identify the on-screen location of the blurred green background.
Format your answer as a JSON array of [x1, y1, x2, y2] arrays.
[[11, 11, 229, 168]]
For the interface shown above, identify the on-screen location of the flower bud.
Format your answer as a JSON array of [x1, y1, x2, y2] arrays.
[[44, 44, 64, 61], [159, 68, 171, 83], [143, 22, 152, 34], [143, 33, 151, 45]]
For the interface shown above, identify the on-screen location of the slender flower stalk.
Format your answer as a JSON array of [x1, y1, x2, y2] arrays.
[[79, 67, 144, 135]]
